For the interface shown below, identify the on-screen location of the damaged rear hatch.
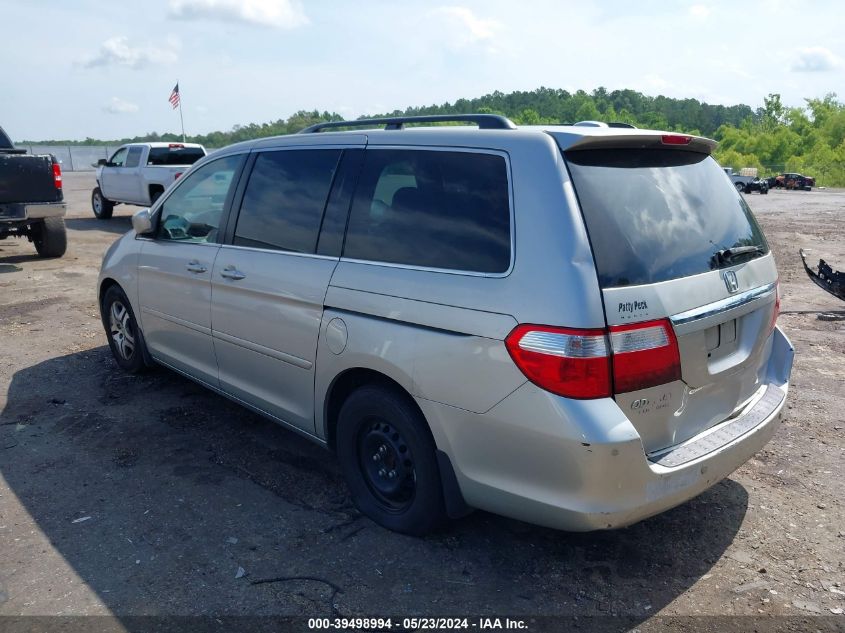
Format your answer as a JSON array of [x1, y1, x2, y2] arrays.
[[555, 132, 784, 457]]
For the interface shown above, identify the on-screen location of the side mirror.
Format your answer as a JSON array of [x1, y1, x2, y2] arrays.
[[97, 158, 107, 166], [132, 208, 153, 236]]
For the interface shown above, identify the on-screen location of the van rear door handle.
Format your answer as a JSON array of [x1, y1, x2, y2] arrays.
[[185, 261, 207, 274], [220, 266, 246, 281]]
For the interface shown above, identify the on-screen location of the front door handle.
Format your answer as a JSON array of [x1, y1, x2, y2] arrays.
[[220, 266, 246, 281], [186, 261, 207, 274]]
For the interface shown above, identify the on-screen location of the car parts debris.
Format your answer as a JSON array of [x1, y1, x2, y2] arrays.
[[800, 248, 845, 302]]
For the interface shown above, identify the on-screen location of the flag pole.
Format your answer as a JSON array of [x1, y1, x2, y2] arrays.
[[177, 81, 186, 142]]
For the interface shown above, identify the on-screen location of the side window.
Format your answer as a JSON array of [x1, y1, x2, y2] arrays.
[[156, 154, 242, 244], [344, 150, 511, 273], [124, 146, 143, 169], [109, 148, 128, 167], [233, 149, 341, 254]]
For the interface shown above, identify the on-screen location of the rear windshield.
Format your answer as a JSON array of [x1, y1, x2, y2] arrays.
[[565, 149, 768, 288], [147, 146, 206, 166]]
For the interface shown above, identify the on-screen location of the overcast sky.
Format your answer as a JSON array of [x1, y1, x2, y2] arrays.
[[2, 0, 843, 141]]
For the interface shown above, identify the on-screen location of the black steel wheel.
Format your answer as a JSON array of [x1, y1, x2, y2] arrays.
[[358, 419, 417, 512], [336, 385, 446, 535]]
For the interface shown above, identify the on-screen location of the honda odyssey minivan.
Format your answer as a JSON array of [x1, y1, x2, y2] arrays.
[[98, 114, 794, 535]]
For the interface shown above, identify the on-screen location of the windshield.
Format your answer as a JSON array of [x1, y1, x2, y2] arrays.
[[0, 127, 14, 149], [565, 149, 768, 288], [147, 147, 206, 166]]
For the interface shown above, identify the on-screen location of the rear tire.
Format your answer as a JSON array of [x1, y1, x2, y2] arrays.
[[92, 187, 114, 219], [336, 385, 446, 535], [150, 189, 164, 205], [734, 182, 745, 193], [32, 217, 67, 258], [101, 285, 148, 373]]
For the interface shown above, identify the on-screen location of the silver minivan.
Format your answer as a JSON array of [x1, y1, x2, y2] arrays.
[[98, 114, 794, 535]]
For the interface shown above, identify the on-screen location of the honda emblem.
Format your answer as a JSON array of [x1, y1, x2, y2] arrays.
[[723, 270, 739, 293]]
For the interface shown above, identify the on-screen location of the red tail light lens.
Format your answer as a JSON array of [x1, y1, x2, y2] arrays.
[[505, 325, 611, 399], [609, 319, 681, 394], [52, 162, 62, 189], [661, 134, 692, 145], [174, 172, 183, 180], [506, 319, 682, 399]]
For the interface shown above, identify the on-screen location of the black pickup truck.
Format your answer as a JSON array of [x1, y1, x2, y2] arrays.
[[0, 126, 67, 257]]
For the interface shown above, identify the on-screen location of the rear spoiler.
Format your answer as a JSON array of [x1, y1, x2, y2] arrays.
[[547, 129, 717, 154]]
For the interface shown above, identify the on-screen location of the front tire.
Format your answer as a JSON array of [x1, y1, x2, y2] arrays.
[[734, 182, 745, 193], [92, 187, 114, 219], [336, 385, 446, 535], [101, 285, 147, 373], [32, 217, 67, 258]]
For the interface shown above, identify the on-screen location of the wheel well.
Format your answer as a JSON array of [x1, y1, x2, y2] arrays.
[[149, 184, 165, 198], [98, 278, 119, 311], [323, 367, 470, 518], [324, 368, 421, 453]]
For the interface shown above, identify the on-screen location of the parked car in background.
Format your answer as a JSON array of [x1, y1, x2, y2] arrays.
[[723, 166, 765, 193], [743, 177, 769, 194], [98, 115, 793, 535], [0, 125, 67, 257], [92, 142, 206, 219], [772, 172, 815, 190]]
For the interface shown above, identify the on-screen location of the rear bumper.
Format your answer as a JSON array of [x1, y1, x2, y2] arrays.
[[0, 201, 66, 222], [420, 326, 794, 531], [25, 202, 66, 219]]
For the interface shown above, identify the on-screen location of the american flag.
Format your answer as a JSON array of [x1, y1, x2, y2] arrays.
[[169, 83, 180, 109]]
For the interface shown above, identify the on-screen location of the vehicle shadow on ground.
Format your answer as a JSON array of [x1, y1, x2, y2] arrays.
[[0, 252, 41, 267], [66, 217, 132, 235], [0, 348, 748, 627]]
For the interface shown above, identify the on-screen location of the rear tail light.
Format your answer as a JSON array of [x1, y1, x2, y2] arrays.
[[174, 172, 183, 180], [609, 320, 681, 393], [52, 162, 62, 189], [661, 134, 692, 145], [505, 325, 611, 399], [505, 318, 682, 399], [769, 280, 780, 333]]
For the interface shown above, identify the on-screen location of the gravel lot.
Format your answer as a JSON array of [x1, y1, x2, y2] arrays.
[[1, 173, 843, 627]]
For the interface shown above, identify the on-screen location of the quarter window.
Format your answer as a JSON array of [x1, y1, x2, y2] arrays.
[[343, 150, 511, 273], [156, 154, 242, 243], [234, 149, 341, 254]]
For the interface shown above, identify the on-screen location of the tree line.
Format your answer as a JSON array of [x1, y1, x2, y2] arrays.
[[23, 87, 845, 186]]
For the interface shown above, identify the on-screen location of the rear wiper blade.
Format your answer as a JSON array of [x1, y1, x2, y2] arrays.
[[714, 245, 765, 265]]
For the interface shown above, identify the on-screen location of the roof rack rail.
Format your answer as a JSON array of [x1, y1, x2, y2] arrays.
[[552, 121, 636, 129], [299, 114, 517, 133]]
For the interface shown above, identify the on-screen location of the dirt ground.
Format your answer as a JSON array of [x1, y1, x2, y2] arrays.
[[1, 173, 843, 628]]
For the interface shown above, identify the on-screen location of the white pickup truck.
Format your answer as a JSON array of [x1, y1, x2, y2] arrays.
[[91, 142, 206, 219]]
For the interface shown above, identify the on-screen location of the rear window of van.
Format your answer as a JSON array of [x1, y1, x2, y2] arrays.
[[565, 149, 769, 288]]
